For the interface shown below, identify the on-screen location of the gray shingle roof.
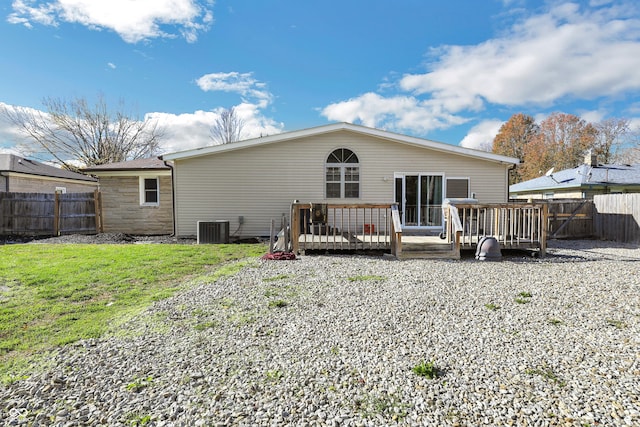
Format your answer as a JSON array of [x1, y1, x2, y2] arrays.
[[510, 163, 640, 192], [0, 154, 97, 182], [82, 157, 170, 172]]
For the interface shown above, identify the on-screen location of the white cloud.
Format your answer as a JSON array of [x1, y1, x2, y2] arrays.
[[579, 109, 607, 123], [401, 2, 640, 109], [180, 71, 283, 152], [149, 104, 284, 154], [321, 92, 468, 134], [0, 102, 35, 142], [628, 117, 640, 132], [196, 72, 273, 107], [8, 0, 214, 43], [321, 2, 640, 141], [460, 120, 505, 151], [0, 121, 24, 151]]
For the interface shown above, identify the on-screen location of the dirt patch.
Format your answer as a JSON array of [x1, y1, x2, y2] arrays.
[[27, 233, 196, 245]]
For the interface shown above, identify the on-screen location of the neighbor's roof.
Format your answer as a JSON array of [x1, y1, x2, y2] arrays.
[[510, 163, 640, 193], [82, 157, 171, 172], [0, 153, 96, 182], [161, 122, 520, 165]]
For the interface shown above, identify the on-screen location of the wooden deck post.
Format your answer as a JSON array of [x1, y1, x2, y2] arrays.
[[290, 203, 300, 254], [540, 202, 548, 257]]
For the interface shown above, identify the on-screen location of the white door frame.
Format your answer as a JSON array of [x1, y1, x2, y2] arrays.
[[394, 172, 445, 230]]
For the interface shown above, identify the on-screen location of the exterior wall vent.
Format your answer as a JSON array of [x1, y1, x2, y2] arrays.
[[197, 220, 230, 244]]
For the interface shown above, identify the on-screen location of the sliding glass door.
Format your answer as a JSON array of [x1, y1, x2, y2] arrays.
[[395, 174, 444, 229]]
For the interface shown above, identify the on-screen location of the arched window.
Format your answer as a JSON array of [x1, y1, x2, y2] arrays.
[[325, 148, 359, 198]]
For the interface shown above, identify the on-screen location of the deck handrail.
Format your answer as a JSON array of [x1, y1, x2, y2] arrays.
[[446, 203, 464, 256], [390, 204, 402, 258]]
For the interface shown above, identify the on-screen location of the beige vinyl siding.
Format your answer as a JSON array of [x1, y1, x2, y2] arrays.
[[99, 175, 173, 234], [173, 131, 510, 237]]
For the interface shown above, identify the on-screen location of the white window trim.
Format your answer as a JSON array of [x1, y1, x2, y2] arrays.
[[326, 164, 361, 199], [445, 176, 471, 199], [325, 149, 360, 199], [139, 176, 160, 206]]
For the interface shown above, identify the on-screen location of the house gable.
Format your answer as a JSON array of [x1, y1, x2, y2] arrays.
[[0, 153, 97, 193], [163, 122, 519, 166], [166, 124, 516, 238]]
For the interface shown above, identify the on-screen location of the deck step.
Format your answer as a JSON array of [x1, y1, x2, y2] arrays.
[[402, 242, 453, 251], [398, 250, 460, 260], [399, 242, 460, 260]]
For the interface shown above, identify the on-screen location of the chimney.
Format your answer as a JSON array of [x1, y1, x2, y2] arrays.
[[585, 150, 597, 167]]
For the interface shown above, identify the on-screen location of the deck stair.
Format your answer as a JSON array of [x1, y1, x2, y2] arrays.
[[397, 234, 459, 260]]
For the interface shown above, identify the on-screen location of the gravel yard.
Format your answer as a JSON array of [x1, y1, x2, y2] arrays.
[[2, 239, 639, 426]]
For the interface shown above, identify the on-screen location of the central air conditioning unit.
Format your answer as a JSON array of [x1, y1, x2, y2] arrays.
[[197, 220, 230, 244]]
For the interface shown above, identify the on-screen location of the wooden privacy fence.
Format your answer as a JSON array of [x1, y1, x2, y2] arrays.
[[547, 199, 594, 239], [593, 193, 640, 244], [0, 191, 103, 237]]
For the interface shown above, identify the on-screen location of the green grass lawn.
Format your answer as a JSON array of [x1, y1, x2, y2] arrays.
[[0, 242, 266, 381]]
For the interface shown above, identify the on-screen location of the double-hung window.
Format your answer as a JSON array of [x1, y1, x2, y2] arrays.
[[140, 177, 159, 206], [325, 148, 359, 198]]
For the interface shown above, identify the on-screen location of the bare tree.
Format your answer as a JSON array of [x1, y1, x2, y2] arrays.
[[613, 127, 640, 164], [1, 95, 162, 171], [210, 107, 245, 144], [594, 118, 630, 164]]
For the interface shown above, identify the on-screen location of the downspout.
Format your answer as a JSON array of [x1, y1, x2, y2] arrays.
[[162, 157, 176, 237], [507, 163, 518, 201]]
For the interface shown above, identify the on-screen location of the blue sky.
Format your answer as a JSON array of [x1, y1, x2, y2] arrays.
[[1, 0, 640, 158]]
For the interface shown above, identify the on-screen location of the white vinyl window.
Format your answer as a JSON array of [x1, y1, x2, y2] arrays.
[[325, 148, 359, 198], [139, 177, 159, 206]]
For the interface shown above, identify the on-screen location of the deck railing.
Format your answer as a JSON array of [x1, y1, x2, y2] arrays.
[[443, 202, 548, 256], [442, 204, 464, 255], [290, 202, 397, 254], [290, 201, 547, 257], [390, 204, 403, 258]]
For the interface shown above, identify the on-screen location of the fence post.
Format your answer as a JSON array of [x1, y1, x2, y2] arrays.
[[94, 190, 103, 233], [53, 192, 60, 236]]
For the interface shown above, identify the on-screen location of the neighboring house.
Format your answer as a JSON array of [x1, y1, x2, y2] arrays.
[[83, 157, 173, 235], [162, 122, 519, 239], [0, 153, 97, 193], [510, 152, 640, 200]]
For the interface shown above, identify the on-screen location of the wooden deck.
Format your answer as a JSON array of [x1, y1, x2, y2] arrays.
[[289, 202, 548, 259]]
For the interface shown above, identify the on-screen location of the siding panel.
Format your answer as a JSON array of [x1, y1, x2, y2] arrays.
[[99, 176, 173, 234], [173, 131, 510, 237]]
